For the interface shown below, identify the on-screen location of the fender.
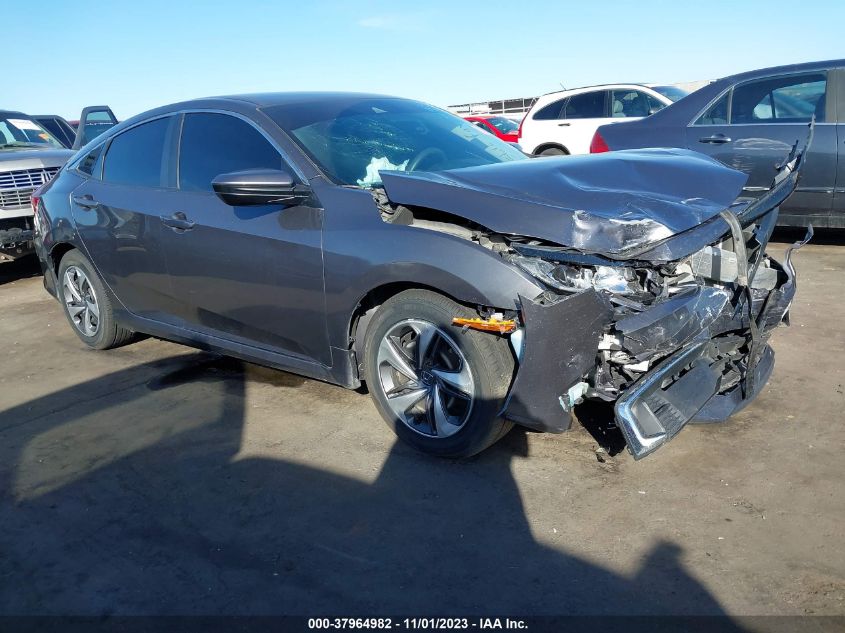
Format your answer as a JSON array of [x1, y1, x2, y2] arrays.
[[314, 183, 545, 351]]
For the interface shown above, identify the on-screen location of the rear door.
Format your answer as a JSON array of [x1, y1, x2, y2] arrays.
[[521, 95, 569, 154], [71, 115, 183, 321], [685, 71, 835, 224], [559, 90, 612, 154], [159, 111, 329, 365]]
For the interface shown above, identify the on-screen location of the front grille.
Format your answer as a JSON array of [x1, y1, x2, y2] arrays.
[[0, 167, 60, 210]]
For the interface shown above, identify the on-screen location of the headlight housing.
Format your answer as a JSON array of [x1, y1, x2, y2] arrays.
[[512, 256, 638, 295]]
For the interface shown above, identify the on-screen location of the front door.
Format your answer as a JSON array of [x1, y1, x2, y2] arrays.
[[685, 71, 835, 224], [159, 112, 329, 366]]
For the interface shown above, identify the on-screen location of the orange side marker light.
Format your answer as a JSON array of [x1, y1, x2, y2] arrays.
[[452, 317, 517, 334]]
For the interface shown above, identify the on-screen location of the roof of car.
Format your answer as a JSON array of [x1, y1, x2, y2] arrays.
[[721, 58, 845, 83], [210, 91, 401, 107], [537, 83, 654, 99]]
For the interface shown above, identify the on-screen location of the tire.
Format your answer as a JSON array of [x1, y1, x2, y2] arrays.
[[57, 249, 134, 350], [538, 147, 566, 157], [362, 289, 514, 458]]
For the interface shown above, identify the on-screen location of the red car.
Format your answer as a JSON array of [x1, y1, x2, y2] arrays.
[[463, 115, 520, 143]]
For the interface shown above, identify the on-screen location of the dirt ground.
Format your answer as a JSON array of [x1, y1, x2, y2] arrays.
[[0, 232, 843, 620]]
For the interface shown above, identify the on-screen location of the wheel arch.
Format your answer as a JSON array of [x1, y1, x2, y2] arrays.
[[348, 282, 470, 363], [49, 242, 77, 277], [533, 143, 570, 156]]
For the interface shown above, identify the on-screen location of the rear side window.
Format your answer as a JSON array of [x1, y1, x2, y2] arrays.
[[563, 91, 606, 119], [694, 93, 729, 125], [77, 144, 105, 178], [179, 113, 282, 192], [731, 73, 826, 124], [532, 98, 567, 120], [102, 117, 170, 187]]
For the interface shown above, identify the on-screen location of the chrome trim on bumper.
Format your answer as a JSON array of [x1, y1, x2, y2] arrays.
[[615, 341, 711, 459], [615, 341, 776, 460]]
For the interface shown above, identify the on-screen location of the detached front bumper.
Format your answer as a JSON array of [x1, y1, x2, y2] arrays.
[[615, 339, 775, 458], [503, 227, 810, 460], [616, 229, 808, 459]]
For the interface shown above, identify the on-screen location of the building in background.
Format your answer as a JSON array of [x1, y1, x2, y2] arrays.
[[448, 97, 538, 120]]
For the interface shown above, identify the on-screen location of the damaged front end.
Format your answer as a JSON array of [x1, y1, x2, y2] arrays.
[[502, 153, 811, 459], [376, 140, 812, 459]]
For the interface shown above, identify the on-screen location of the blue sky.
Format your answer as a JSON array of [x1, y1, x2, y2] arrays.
[[8, 0, 844, 120]]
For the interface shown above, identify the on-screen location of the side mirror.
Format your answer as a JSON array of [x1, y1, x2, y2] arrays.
[[211, 169, 310, 207]]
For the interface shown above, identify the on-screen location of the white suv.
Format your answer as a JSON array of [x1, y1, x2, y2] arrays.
[[518, 84, 679, 156]]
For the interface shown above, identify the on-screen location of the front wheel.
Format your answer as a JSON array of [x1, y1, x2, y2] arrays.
[[362, 290, 515, 458]]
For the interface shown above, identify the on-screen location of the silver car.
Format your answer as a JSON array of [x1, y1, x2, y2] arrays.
[[1, 111, 72, 262]]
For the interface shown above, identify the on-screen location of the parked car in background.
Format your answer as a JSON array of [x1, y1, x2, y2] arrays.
[[648, 84, 691, 103], [464, 115, 519, 142], [33, 106, 118, 150], [1, 111, 73, 262], [34, 92, 808, 460], [517, 84, 679, 156], [32, 114, 78, 149], [591, 59, 844, 228], [1, 106, 116, 262]]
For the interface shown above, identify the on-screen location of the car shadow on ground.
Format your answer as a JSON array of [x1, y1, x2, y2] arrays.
[[0, 351, 747, 625], [0, 254, 41, 286]]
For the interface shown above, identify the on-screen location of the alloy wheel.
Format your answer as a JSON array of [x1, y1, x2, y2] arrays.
[[376, 319, 475, 438], [62, 265, 100, 337]]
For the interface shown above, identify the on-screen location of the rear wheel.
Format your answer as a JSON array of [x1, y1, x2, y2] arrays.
[[58, 249, 134, 350], [363, 290, 514, 458], [538, 146, 567, 156]]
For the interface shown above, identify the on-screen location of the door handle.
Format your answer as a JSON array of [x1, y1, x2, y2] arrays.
[[557, 122, 570, 126], [699, 134, 731, 144], [72, 194, 99, 209], [160, 212, 195, 232]]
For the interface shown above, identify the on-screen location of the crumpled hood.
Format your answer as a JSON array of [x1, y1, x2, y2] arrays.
[[379, 148, 749, 257]]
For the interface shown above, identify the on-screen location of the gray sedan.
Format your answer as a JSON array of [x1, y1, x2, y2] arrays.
[[33, 93, 808, 460]]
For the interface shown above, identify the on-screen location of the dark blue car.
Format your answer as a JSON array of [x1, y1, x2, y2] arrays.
[[592, 59, 844, 228]]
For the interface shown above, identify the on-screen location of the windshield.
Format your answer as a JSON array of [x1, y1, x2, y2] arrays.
[[265, 98, 526, 187], [0, 115, 64, 149], [650, 86, 690, 102], [486, 116, 519, 134]]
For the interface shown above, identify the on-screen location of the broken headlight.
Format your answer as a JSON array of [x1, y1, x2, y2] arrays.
[[512, 256, 639, 295]]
